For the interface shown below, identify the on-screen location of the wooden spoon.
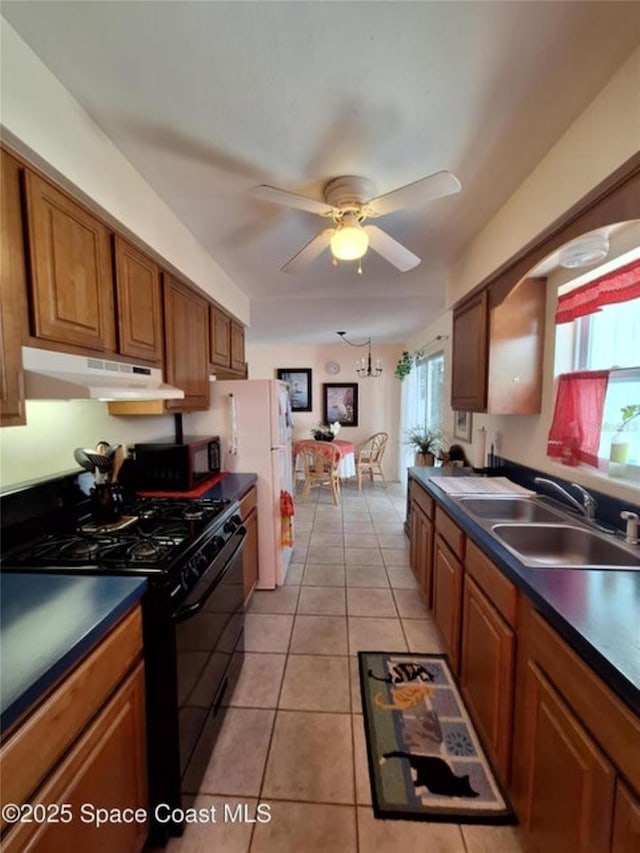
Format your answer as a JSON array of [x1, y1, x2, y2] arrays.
[[111, 445, 126, 483]]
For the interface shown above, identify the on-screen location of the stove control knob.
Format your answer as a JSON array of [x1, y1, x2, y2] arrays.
[[224, 514, 242, 533], [190, 553, 206, 578]]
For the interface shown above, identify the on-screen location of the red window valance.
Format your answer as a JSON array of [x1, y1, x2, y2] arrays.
[[547, 370, 610, 467], [555, 258, 640, 325]]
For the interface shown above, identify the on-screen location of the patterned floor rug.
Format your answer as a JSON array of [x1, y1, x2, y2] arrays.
[[359, 651, 516, 824]]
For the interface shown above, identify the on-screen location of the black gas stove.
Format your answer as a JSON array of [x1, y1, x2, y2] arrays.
[[0, 476, 246, 846], [2, 496, 236, 579]]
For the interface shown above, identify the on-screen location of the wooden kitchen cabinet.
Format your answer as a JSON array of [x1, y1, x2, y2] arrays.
[[432, 533, 463, 674], [24, 171, 115, 353], [0, 150, 29, 426], [210, 304, 231, 368], [408, 479, 435, 605], [210, 305, 246, 377], [612, 781, 640, 853], [460, 574, 515, 782], [240, 486, 259, 603], [511, 600, 640, 853], [114, 236, 163, 364], [451, 277, 545, 413], [230, 320, 246, 373], [0, 606, 147, 852], [451, 290, 488, 411], [2, 664, 148, 853], [163, 275, 210, 411], [515, 660, 615, 853]]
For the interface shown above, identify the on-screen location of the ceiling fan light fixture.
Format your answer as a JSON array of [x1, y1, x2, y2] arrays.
[[330, 212, 369, 261]]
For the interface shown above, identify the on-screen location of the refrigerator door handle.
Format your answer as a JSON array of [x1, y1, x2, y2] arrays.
[[271, 445, 288, 451]]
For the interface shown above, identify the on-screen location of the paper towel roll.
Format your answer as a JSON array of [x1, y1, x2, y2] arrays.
[[473, 428, 487, 469]]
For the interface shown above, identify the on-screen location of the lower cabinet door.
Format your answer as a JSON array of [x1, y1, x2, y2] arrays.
[[3, 663, 148, 853], [459, 575, 515, 782], [432, 533, 463, 674], [518, 660, 615, 853], [612, 780, 640, 853], [243, 507, 259, 602], [409, 502, 433, 606]]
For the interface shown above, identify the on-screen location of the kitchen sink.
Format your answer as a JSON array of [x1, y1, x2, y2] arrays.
[[492, 524, 640, 569], [456, 496, 563, 523]]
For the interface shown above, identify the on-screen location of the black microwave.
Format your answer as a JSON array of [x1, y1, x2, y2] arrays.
[[133, 436, 221, 492]]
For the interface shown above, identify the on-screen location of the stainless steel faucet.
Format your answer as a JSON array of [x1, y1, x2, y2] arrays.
[[533, 477, 597, 521]]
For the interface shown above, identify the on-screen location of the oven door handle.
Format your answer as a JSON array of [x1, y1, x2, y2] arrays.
[[171, 527, 246, 623]]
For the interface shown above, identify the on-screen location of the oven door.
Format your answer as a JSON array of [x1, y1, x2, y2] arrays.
[[173, 525, 246, 795]]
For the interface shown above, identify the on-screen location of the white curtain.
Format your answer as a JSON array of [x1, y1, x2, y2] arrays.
[[398, 365, 421, 490]]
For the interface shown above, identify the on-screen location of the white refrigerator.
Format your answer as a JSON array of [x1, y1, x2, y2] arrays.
[[210, 379, 294, 588]]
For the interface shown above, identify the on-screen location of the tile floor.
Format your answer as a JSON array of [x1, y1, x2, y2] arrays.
[[168, 482, 523, 853]]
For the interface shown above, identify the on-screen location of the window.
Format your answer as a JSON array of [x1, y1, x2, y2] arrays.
[[574, 297, 640, 370], [551, 280, 640, 479], [399, 350, 445, 488], [415, 352, 445, 432]]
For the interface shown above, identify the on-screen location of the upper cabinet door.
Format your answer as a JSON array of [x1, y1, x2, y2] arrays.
[[114, 236, 163, 364], [163, 276, 210, 412], [209, 305, 231, 368], [451, 290, 488, 411], [230, 320, 245, 373], [0, 151, 29, 426], [25, 172, 115, 352]]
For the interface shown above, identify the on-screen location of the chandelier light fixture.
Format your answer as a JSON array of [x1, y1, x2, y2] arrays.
[[336, 331, 383, 378]]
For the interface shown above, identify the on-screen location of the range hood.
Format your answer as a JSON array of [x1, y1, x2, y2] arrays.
[[22, 346, 185, 401]]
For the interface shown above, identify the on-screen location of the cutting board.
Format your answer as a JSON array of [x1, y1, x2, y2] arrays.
[[429, 476, 535, 496]]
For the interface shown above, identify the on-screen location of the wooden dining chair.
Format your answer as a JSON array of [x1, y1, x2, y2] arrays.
[[355, 432, 389, 490], [296, 440, 342, 505]]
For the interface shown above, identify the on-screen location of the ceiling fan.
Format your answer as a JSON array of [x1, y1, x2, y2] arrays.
[[250, 170, 461, 273]]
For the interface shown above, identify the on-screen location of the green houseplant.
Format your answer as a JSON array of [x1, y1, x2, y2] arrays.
[[404, 426, 446, 466], [609, 404, 640, 477], [394, 349, 423, 381]]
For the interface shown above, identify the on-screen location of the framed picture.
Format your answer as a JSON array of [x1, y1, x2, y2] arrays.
[[323, 383, 359, 427], [453, 410, 473, 442], [276, 368, 312, 412]]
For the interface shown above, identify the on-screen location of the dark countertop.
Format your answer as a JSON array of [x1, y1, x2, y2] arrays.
[[201, 472, 257, 503], [409, 467, 640, 713], [0, 573, 147, 733]]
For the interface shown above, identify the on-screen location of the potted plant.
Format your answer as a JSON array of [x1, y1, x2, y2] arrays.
[[609, 404, 640, 477], [394, 349, 423, 381], [312, 422, 341, 441], [404, 426, 446, 466]]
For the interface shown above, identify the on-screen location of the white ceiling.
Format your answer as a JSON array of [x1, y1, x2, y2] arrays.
[[2, 1, 639, 344]]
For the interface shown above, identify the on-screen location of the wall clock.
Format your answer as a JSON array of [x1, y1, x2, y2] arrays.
[[325, 360, 340, 375]]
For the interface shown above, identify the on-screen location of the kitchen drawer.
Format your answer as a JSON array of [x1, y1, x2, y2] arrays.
[[435, 505, 465, 559], [0, 606, 143, 816], [465, 539, 518, 627], [409, 480, 434, 520]]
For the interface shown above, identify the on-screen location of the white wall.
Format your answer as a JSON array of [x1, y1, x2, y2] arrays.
[[0, 18, 249, 323], [448, 48, 640, 307], [402, 49, 640, 504], [0, 402, 175, 488], [242, 342, 404, 481]]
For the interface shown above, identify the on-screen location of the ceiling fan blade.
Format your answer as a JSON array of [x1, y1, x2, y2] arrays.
[[281, 229, 333, 273], [251, 184, 334, 216], [364, 225, 421, 272], [366, 170, 461, 218]]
